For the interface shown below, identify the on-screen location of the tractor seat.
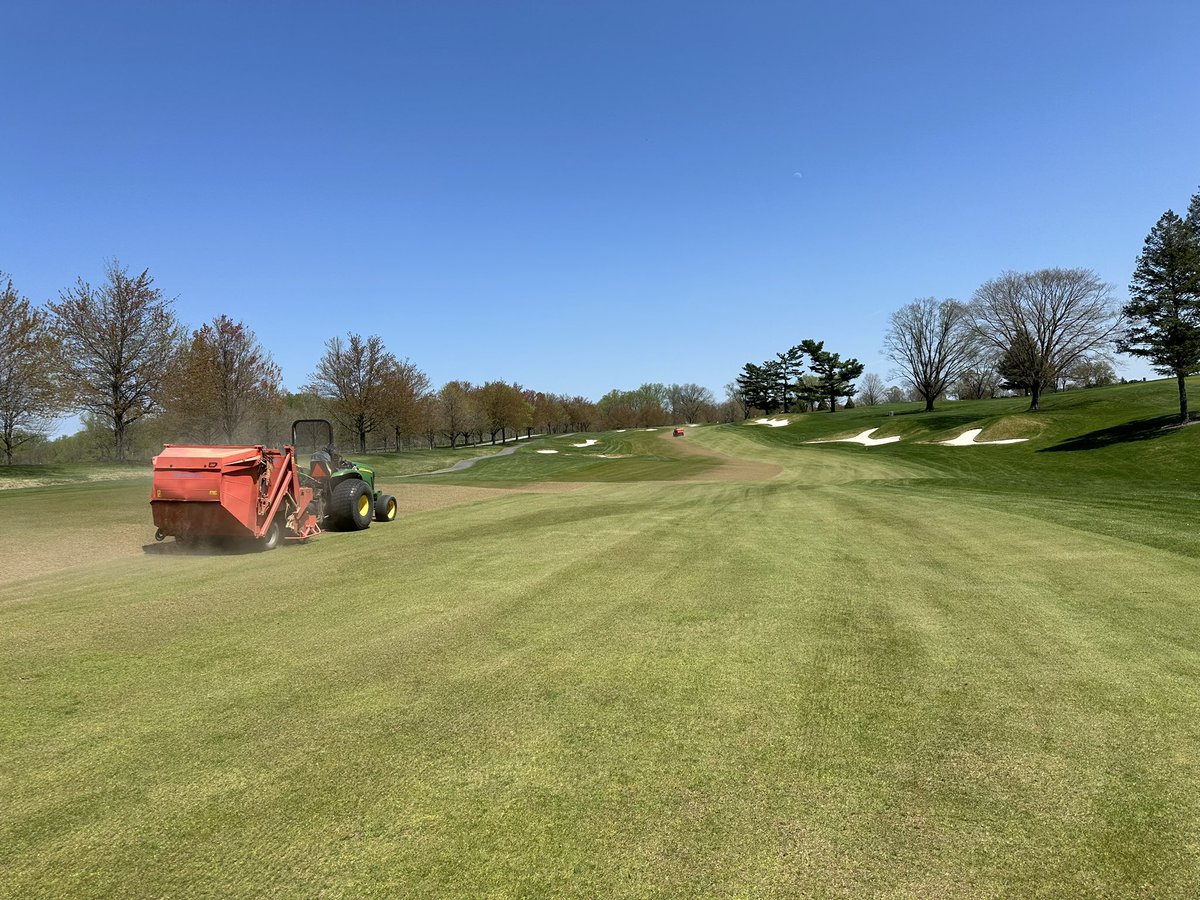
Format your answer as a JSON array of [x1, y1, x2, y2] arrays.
[[310, 450, 333, 479]]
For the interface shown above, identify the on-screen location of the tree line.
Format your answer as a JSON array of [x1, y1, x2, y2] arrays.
[[5, 187, 1197, 463], [0, 261, 732, 463]]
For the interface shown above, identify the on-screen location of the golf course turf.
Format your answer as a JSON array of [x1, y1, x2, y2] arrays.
[[2, 378, 1199, 897]]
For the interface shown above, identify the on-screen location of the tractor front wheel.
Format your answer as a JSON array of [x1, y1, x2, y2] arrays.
[[375, 494, 397, 522], [331, 479, 372, 531], [258, 518, 282, 551]]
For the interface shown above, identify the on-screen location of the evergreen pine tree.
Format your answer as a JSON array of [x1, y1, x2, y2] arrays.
[[799, 339, 865, 413], [1119, 199, 1200, 423]]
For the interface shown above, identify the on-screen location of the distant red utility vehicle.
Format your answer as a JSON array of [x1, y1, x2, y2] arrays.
[[673, 428, 685, 437]]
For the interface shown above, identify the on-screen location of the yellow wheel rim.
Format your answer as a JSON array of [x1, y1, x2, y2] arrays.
[[358, 494, 371, 517], [386, 499, 397, 520]]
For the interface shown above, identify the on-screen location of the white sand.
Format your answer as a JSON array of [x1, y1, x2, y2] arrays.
[[939, 428, 1028, 446], [615, 429, 626, 433], [572, 439, 599, 448], [807, 428, 901, 447], [536, 449, 559, 454], [644, 428, 659, 432], [684, 423, 702, 427], [753, 418, 790, 427]]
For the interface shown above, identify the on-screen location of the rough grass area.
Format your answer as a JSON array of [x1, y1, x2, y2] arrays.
[[2, 379, 1199, 897]]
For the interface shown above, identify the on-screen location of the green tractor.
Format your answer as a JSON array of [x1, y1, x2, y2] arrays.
[[292, 419, 397, 531]]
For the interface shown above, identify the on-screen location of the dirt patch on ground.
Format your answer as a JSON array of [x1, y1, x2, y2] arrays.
[[657, 433, 783, 482], [1, 482, 585, 589], [0, 479, 46, 491], [1, 524, 152, 587]]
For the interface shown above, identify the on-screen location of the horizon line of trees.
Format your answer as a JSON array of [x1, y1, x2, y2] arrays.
[[6, 187, 1197, 463], [0, 261, 735, 464]]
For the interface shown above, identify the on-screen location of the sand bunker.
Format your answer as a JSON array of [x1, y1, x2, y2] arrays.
[[643, 428, 659, 432], [536, 449, 559, 454], [939, 428, 1028, 446], [615, 429, 626, 433], [753, 418, 790, 427], [807, 428, 901, 447], [572, 439, 599, 448]]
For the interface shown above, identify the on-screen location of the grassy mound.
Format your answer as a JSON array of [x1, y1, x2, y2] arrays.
[[737, 376, 1198, 458]]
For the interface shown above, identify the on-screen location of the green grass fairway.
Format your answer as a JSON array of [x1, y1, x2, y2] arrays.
[[412, 429, 723, 483], [3, 380, 1200, 897]]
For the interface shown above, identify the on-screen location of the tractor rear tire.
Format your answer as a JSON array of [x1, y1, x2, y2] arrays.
[[331, 479, 372, 531], [375, 494, 397, 523]]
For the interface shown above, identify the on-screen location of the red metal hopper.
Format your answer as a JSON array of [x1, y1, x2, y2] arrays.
[[150, 443, 319, 547]]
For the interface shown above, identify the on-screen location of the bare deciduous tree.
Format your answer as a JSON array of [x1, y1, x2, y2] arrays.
[[416, 393, 442, 449], [160, 315, 282, 443], [306, 333, 398, 453], [1063, 358, 1117, 390], [203, 316, 282, 442], [668, 383, 714, 423], [971, 269, 1120, 411], [724, 381, 750, 420], [0, 275, 59, 463], [883, 297, 977, 412], [597, 384, 671, 429], [381, 359, 431, 449], [954, 360, 1003, 400], [48, 261, 184, 460], [475, 381, 532, 444], [530, 392, 566, 434], [857, 372, 886, 407], [437, 381, 480, 447], [561, 395, 596, 432]]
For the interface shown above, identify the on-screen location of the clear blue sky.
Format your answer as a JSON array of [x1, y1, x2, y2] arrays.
[[3, 1, 1197, 404]]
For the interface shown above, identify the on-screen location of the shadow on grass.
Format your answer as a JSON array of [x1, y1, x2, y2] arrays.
[[142, 537, 306, 556], [1040, 415, 1181, 452]]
